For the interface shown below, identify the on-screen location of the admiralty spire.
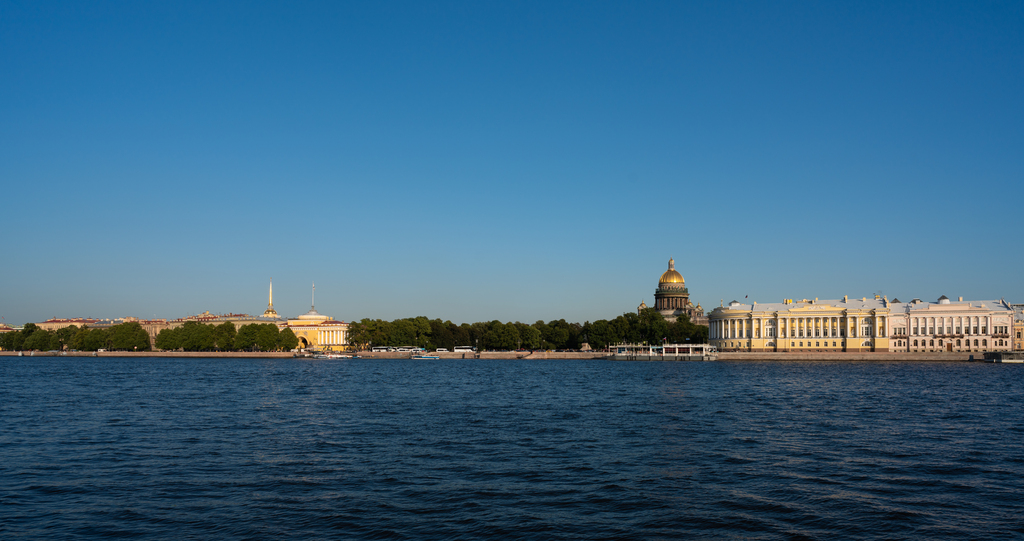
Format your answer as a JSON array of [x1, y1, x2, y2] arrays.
[[262, 278, 280, 318]]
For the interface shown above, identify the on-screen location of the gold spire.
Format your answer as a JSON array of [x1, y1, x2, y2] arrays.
[[262, 278, 279, 318]]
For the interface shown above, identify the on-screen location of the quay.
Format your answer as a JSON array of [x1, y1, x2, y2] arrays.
[[2, 350, 1009, 361]]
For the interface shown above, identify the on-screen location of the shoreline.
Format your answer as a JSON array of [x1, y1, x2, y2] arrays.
[[0, 350, 992, 361]]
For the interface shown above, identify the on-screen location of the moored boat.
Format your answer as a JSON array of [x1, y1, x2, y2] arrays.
[[608, 343, 717, 361]]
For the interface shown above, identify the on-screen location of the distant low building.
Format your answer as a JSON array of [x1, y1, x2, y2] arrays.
[[35, 318, 98, 331]]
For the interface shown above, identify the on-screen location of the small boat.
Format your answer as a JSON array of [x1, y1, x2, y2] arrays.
[[411, 354, 440, 360]]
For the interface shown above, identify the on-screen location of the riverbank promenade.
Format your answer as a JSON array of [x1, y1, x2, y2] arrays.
[[1, 350, 991, 361]]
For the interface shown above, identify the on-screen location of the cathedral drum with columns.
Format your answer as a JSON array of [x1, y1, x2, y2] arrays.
[[650, 258, 707, 326]]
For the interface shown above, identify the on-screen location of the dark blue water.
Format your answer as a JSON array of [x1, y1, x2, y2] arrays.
[[1, 358, 1022, 539]]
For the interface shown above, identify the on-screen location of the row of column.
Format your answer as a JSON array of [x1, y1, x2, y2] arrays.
[[910, 316, 990, 335], [711, 316, 885, 340], [658, 297, 688, 310], [318, 329, 346, 345]]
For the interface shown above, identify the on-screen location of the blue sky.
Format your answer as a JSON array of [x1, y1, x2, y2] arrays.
[[2, 1, 1022, 326]]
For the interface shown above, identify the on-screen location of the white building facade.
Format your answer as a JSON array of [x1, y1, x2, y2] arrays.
[[886, 296, 1013, 353]]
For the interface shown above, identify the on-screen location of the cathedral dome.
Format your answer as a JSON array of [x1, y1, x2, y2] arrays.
[[659, 258, 684, 285]]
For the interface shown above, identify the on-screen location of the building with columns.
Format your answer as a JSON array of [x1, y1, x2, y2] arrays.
[[652, 258, 707, 325], [709, 294, 1014, 353], [283, 283, 350, 352], [708, 296, 891, 352], [886, 297, 1013, 353]]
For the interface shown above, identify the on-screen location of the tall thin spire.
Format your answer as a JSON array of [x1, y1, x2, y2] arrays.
[[312, 281, 315, 309], [262, 277, 279, 319]]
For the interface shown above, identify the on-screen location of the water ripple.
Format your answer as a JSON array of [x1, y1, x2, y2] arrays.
[[1, 358, 1022, 539]]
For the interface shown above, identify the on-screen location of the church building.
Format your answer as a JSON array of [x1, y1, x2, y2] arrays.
[[645, 258, 707, 326]]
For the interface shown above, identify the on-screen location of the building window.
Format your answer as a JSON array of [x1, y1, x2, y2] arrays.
[[957, 339, 961, 346], [799, 342, 803, 347], [914, 340, 918, 346], [791, 342, 795, 347], [982, 327, 987, 334], [929, 340, 934, 346], [815, 342, 819, 347], [974, 339, 979, 346], [983, 339, 988, 347], [832, 342, 837, 347]]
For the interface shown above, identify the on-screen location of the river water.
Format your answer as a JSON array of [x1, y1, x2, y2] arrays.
[[1, 358, 1022, 539]]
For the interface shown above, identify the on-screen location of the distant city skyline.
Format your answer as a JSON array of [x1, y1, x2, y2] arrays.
[[2, 2, 1022, 326]]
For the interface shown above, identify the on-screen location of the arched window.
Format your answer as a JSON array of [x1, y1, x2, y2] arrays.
[[956, 339, 961, 346], [913, 340, 918, 346], [929, 340, 934, 346], [974, 339, 979, 346], [983, 339, 987, 346]]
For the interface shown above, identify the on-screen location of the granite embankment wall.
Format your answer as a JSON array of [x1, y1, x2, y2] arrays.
[[0, 351, 295, 358], [354, 351, 609, 360], [1, 351, 984, 361], [718, 351, 979, 362]]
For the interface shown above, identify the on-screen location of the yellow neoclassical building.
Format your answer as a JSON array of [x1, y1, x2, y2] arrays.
[[708, 296, 892, 352], [283, 283, 350, 352]]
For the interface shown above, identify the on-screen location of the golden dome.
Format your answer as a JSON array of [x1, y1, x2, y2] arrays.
[[659, 258, 684, 284]]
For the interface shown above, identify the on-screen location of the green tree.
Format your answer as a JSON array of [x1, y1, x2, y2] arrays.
[[278, 327, 299, 351], [23, 328, 54, 350], [82, 329, 108, 351], [155, 326, 182, 350], [179, 321, 214, 351], [108, 322, 151, 351], [484, 320, 520, 351], [213, 322, 236, 351], [515, 322, 541, 350], [235, 324, 260, 351], [638, 308, 669, 345], [452, 323, 472, 347], [256, 324, 279, 351], [428, 319, 454, 350], [54, 326, 79, 351]]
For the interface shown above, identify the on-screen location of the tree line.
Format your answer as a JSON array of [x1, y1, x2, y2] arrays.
[[0, 322, 151, 352], [154, 321, 299, 352], [348, 309, 708, 351], [2, 309, 708, 353]]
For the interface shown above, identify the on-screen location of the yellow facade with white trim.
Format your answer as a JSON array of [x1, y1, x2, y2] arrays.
[[708, 296, 891, 352]]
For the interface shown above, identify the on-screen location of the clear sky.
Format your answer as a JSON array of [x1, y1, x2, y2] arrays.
[[2, 1, 1022, 326]]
